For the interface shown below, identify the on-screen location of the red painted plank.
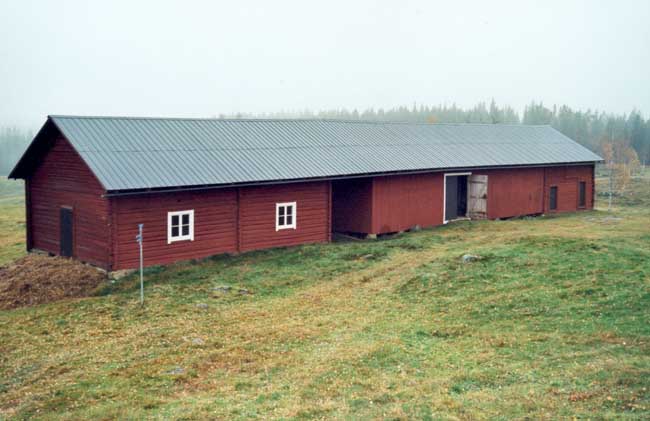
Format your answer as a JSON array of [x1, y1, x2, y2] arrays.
[[28, 136, 110, 269]]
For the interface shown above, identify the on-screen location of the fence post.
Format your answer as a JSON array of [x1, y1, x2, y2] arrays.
[[136, 224, 144, 305]]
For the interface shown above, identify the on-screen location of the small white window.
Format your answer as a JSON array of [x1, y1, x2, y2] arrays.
[[167, 210, 194, 244], [276, 202, 296, 231]]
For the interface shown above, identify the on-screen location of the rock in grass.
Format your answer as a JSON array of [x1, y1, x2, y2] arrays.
[[166, 367, 185, 375], [191, 338, 205, 346], [238, 288, 251, 295], [196, 303, 209, 310], [462, 254, 481, 263], [213, 285, 232, 293]]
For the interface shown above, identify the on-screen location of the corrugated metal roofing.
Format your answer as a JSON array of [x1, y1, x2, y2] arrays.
[[39, 115, 603, 191]]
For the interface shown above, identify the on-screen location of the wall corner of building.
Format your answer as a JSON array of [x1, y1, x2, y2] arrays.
[[369, 177, 377, 235], [108, 196, 117, 271], [24, 178, 33, 251]]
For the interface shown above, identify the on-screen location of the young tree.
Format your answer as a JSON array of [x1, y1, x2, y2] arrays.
[[601, 140, 641, 210]]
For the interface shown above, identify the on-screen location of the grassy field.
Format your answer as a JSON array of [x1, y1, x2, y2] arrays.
[[0, 177, 25, 266], [0, 174, 649, 419]]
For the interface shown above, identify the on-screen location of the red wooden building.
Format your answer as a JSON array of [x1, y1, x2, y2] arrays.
[[9, 116, 602, 271]]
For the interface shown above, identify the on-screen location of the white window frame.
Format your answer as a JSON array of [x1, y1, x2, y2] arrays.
[[167, 210, 194, 244], [443, 172, 472, 224], [276, 202, 297, 231]]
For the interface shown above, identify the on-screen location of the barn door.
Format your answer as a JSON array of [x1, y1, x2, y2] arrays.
[[468, 175, 488, 219], [60, 207, 73, 257]]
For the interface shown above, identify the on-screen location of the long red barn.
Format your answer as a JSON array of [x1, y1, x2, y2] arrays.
[[9, 116, 602, 271]]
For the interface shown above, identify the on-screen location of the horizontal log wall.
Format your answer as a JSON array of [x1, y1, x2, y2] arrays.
[[112, 189, 238, 270], [112, 181, 331, 270], [239, 182, 331, 252], [28, 136, 110, 268]]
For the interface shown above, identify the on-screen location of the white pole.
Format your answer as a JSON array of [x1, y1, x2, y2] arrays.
[[136, 224, 144, 305]]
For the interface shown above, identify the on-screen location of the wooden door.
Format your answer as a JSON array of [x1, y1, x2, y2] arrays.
[[60, 207, 73, 257], [468, 175, 488, 219]]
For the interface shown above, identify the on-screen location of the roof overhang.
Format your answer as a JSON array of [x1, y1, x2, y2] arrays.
[[7, 117, 57, 180], [103, 160, 602, 198]]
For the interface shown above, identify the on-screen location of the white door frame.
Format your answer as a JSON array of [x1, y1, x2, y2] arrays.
[[443, 172, 472, 224]]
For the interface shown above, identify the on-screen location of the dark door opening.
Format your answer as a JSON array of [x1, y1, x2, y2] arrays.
[[60, 207, 73, 257], [445, 174, 468, 222], [549, 186, 558, 211], [578, 181, 586, 208]]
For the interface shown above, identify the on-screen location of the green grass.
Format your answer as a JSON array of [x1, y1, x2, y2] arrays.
[[0, 176, 25, 265], [0, 174, 649, 419]]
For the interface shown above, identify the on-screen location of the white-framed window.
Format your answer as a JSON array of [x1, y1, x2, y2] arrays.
[[276, 202, 296, 231], [167, 210, 194, 244]]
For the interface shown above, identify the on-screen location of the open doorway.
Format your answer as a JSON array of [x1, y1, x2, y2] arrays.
[[444, 173, 469, 223], [444, 173, 489, 223]]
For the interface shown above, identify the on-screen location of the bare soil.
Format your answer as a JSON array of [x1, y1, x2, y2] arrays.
[[0, 254, 106, 310]]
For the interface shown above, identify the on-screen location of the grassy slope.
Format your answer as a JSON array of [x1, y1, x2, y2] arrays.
[[0, 177, 25, 265], [0, 175, 649, 419]]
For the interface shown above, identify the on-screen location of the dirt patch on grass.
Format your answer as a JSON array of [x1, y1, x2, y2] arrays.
[[0, 254, 106, 310]]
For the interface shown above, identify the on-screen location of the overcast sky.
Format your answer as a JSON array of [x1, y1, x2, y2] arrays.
[[1, 0, 649, 128]]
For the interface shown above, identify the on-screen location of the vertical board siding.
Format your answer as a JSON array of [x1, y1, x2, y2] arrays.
[[239, 182, 330, 252], [372, 173, 444, 234], [29, 136, 110, 268], [331, 178, 374, 234], [543, 165, 594, 213], [112, 189, 238, 270], [355, 164, 595, 236], [474, 167, 546, 219]]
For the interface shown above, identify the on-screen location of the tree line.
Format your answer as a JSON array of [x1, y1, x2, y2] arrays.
[[1, 101, 649, 175], [223, 101, 650, 166], [0, 127, 32, 177]]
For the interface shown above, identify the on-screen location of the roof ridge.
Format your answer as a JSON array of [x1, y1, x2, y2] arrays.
[[6, 115, 600, 191], [49, 115, 547, 128]]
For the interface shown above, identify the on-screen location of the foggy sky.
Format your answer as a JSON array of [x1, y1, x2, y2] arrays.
[[1, 0, 649, 128]]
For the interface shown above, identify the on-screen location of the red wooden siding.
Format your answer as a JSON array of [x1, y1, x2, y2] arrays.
[[543, 165, 594, 213], [24, 132, 595, 272], [372, 173, 444, 234], [332, 178, 374, 234], [28, 136, 110, 268], [111, 189, 239, 270], [239, 182, 331, 252], [332, 164, 595, 236], [111, 181, 331, 269], [473, 167, 545, 219]]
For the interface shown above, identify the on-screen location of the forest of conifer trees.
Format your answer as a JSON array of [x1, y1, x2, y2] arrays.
[[1, 101, 649, 175], [224, 101, 650, 166]]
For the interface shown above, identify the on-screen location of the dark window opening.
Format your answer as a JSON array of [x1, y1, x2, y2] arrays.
[[578, 181, 586, 208], [550, 186, 558, 210]]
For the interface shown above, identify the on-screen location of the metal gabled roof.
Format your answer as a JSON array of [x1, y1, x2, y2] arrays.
[[11, 115, 603, 192]]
